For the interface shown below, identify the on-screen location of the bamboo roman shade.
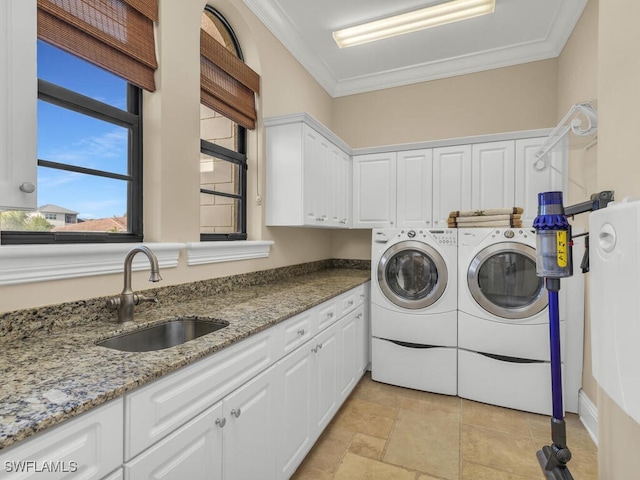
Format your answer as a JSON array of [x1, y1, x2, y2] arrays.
[[201, 29, 260, 130], [37, 0, 158, 92]]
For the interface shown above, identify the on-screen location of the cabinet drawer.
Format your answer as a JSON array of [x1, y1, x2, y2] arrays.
[[338, 284, 365, 317], [281, 309, 316, 355], [317, 300, 338, 331], [0, 399, 123, 480], [124, 328, 279, 460]]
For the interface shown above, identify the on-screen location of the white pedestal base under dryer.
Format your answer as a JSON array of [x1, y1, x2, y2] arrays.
[[372, 338, 457, 395], [458, 349, 557, 415], [370, 228, 457, 396]]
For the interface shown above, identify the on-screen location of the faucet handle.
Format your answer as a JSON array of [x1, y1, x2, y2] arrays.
[[135, 294, 158, 305], [106, 296, 121, 310]]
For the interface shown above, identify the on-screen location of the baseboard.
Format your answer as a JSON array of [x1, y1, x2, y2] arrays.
[[578, 389, 598, 447]]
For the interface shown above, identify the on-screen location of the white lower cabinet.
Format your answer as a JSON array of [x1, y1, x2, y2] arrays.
[[0, 399, 123, 480], [277, 340, 315, 479], [222, 366, 278, 480]]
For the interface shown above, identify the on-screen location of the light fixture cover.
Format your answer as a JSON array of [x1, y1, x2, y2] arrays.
[[333, 0, 496, 48]]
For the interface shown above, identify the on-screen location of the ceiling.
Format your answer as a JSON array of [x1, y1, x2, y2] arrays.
[[242, 0, 588, 97]]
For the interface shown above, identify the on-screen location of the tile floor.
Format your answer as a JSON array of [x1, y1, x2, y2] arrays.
[[292, 372, 598, 480]]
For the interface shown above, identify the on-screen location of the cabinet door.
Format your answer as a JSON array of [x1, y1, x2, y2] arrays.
[[352, 153, 397, 228], [303, 125, 325, 225], [338, 309, 359, 401], [354, 304, 369, 376], [515, 137, 567, 226], [0, 399, 123, 480], [276, 343, 314, 479], [312, 321, 340, 435], [471, 141, 515, 211], [223, 366, 278, 480], [0, 0, 37, 209], [432, 145, 472, 227], [333, 147, 351, 227], [397, 149, 433, 228], [125, 403, 223, 480]]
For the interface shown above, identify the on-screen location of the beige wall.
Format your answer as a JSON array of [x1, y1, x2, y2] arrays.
[[596, 0, 640, 477], [332, 59, 558, 148]]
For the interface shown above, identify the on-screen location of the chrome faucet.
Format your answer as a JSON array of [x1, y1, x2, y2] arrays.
[[107, 246, 162, 323]]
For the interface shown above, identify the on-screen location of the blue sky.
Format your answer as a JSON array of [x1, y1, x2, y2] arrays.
[[37, 40, 129, 220]]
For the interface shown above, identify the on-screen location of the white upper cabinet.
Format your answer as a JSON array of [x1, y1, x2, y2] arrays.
[[352, 152, 397, 228], [0, 0, 37, 210], [397, 149, 433, 228], [265, 114, 351, 228], [432, 145, 472, 227], [471, 141, 516, 211], [515, 137, 567, 226]]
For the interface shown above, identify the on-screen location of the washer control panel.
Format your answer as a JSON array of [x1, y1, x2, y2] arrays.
[[398, 229, 457, 246]]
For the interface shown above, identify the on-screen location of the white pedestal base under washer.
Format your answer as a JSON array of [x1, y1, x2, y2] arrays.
[[457, 227, 584, 415], [370, 228, 457, 395]]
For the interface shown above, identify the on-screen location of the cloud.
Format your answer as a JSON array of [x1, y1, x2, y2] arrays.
[[41, 128, 128, 170]]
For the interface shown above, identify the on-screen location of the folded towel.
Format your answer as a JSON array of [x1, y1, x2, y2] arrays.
[[448, 218, 523, 228], [449, 207, 524, 218], [447, 213, 521, 225]]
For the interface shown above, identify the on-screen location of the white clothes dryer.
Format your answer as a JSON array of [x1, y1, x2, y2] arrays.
[[371, 228, 457, 395], [457, 227, 583, 415]]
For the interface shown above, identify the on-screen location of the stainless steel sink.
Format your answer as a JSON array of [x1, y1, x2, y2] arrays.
[[96, 317, 229, 352]]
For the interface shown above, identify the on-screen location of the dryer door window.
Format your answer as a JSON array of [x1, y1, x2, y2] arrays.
[[468, 242, 547, 319], [378, 240, 448, 310]]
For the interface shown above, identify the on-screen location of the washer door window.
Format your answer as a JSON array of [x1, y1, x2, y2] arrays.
[[468, 242, 547, 319], [378, 240, 448, 310]]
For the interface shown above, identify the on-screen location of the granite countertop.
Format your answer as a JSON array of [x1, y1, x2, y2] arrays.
[[0, 264, 370, 451]]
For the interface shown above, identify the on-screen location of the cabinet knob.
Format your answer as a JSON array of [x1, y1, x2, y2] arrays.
[[347, 300, 354, 306], [231, 408, 242, 418], [19, 182, 36, 194], [327, 312, 334, 318], [215, 417, 226, 428], [297, 329, 305, 336]]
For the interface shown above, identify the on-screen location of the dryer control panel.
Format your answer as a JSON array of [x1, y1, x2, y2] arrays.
[[397, 229, 457, 246]]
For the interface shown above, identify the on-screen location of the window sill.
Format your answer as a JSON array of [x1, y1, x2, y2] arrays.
[[0, 241, 274, 286], [0, 243, 183, 286], [186, 241, 274, 266]]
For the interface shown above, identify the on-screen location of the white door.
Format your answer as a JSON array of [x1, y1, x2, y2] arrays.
[[397, 149, 433, 228], [338, 309, 358, 401], [352, 152, 397, 228], [303, 125, 324, 225], [432, 145, 471, 227], [312, 321, 340, 434], [515, 137, 567, 226], [276, 343, 314, 479], [223, 366, 278, 480], [334, 148, 351, 227], [125, 403, 223, 480], [471, 141, 515, 211]]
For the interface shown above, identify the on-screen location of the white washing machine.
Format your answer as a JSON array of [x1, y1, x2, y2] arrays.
[[457, 227, 584, 414], [371, 228, 457, 395]]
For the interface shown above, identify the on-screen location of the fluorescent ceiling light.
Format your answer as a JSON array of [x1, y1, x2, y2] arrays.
[[332, 0, 496, 48]]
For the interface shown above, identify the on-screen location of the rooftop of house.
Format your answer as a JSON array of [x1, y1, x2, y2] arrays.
[[53, 216, 127, 232], [37, 204, 79, 214]]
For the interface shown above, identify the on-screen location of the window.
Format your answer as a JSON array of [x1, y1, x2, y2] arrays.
[[0, 41, 143, 244], [200, 7, 259, 241]]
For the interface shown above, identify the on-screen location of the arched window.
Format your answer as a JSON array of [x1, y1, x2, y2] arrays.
[[199, 7, 259, 241]]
